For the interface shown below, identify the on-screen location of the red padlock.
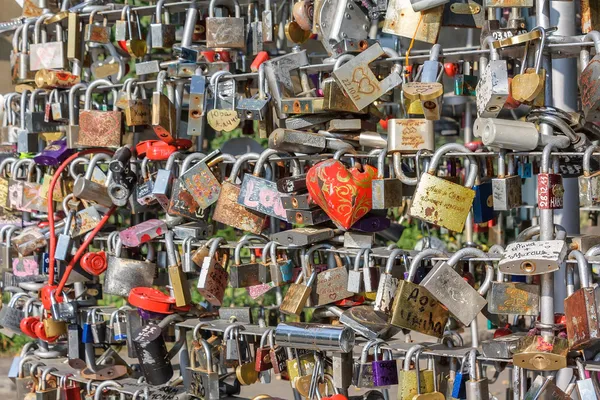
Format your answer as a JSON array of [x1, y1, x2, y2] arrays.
[[494, 325, 513, 338], [128, 287, 177, 314], [334, 295, 365, 307], [444, 62, 459, 77], [20, 316, 40, 338], [145, 139, 194, 161], [322, 395, 348, 400], [379, 117, 389, 130], [81, 251, 107, 275]]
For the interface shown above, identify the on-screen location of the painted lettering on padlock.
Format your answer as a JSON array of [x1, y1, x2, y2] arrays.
[[390, 282, 449, 337], [238, 177, 287, 220], [538, 174, 564, 209], [207, 109, 240, 132], [495, 285, 538, 314], [12, 257, 38, 277]]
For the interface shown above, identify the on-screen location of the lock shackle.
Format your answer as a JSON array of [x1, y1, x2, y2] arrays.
[[269, 241, 284, 263], [407, 248, 447, 282], [28, 88, 45, 111], [33, 13, 51, 45], [213, 72, 237, 110], [305, 243, 341, 272], [90, 307, 103, 323], [261, 241, 275, 264], [12, 25, 22, 53], [208, 153, 236, 169], [180, 153, 207, 174], [586, 244, 600, 259], [155, 0, 169, 24], [205, 236, 227, 260], [4, 225, 20, 248], [192, 321, 209, 340], [583, 145, 600, 175], [0, 157, 16, 179], [182, 237, 196, 253], [376, 148, 388, 179], [467, 349, 480, 380], [84, 153, 112, 180], [109, 308, 125, 327], [87, 10, 109, 26], [427, 143, 478, 188], [253, 148, 301, 177], [332, 146, 357, 167], [93, 381, 123, 400], [59, 374, 74, 389], [540, 143, 559, 174], [17, 355, 37, 378], [8, 292, 29, 309], [29, 362, 46, 380], [40, 367, 58, 390], [227, 152, 260, 183], [576, 358, 587, 381], [260, 328, 272, 347], [84, 79, 112, 111], [21, 19, 34, 53], [23, 297, 37, 317], [120, 5, 131, 23], [19, 89, 30, 130], [566, 250, 592, 295], [164, 150, 186, 172], [333, 54, 355, 71], [70, 157, 89, 180], [68, 83, 87, 126], [208, 0, 242, 18], [258, 63, 268, 99], [234, 236, 268, 264], [415, 149, 433, 180], [164, 231, 177, 267], [11, 158, 35, 179], [360, 338, 383, 363], [403, 344, 424, 370], [429, 44, 443, 61], [479, 35, 499, 72], [352, 248, 365, 272], [140, 157, 152, 180], [106, 231, 119, 254], [155, 70, 168, 93], [530, 26, 547, 74], [516, 223, 567, 242], [384, 249, 406, 275], [583, 30, 600, 54]]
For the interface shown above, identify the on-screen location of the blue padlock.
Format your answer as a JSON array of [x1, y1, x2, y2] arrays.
[[81, 310, 94, 344], [472, 180, 494, 223], [451, 352, 470, 399]]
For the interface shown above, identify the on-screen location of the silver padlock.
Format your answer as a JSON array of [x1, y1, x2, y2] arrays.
[[499, 239, 568, 275], [476, 37, 509, 118], [205, 0, 246, 49]]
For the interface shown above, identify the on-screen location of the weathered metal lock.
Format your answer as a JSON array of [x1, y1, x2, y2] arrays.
[[0, 293, 28, 333], [165, 231, 192, 307], [78, 79, 122, 148], [390, 248, 449, 337], [512, 334, 569, 371], [123, 80, 151, 127], [115, 5, 134, 41], [50, 290, 77, 322], [580, 31, 600, 121], [465, 350, 490, 399], [152, 71, 177, 144], [197, 237, 229, 306], [579, 145, 600, 207], [187, 74, 208, 137], [107, 309, 128, 343], [512, 27, 547, 103], [73, 153, 113, 207], [17, 21, 36, 84], [564, 250, 600, 350], [313, 0, 370, 55], [383, 0, 443, 44], [420, 248, 492, 326], [205, 0, 245, 49], [54, 205, 75, 263], [372, 148, 403, 210], [373, 249, 405, 315], [307, 244, 353, 306], [179, 151, 225, 212], [119, 219, 167, 248], [322, 55, 367, 113], [492, 151, 522, 211], [353, 339, 382, 388], [151, 0, 176, 49], [89, 309, 106, 344], [237, 65, 272, 121], [104, 238, 156, 297], [84, 10, 110, 43], [136, 157, 157, 206], [487, 264, 540, 316], [268, 241, 294, 286], [188, 338, 220, 399], [29, 15, 66, 71], [263, 49, 310, 118], [48, 90, 69, 123], [332, 43, 402, 111], [387, 119, 434, 154], [476, 38, 509, 118], [239, 149, 297, 222], [347, 248, 367, 294], [409, 144, 477, 232], [24, 89, 62, 135], [522, 375, 570, 399], [152, 151, 185, 211], [230, 237, 268, 288], [398, 345, 434, 398], [280, 270, 318, 315], [213, 153, 265, 234]]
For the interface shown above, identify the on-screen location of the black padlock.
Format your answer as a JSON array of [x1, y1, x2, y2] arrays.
[[132, 324, 173, 385]]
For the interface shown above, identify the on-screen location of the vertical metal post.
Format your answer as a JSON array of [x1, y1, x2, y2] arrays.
[[536, 0, 554, 340]]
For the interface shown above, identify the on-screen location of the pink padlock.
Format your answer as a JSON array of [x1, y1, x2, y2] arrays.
[[119, 219, 167, 247]]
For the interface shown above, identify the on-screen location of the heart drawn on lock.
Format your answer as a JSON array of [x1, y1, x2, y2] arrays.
[[351, 67, 377, 95], [306, 159, 378, 230]]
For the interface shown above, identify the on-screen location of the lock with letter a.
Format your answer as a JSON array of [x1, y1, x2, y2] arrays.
[[476, 38, 509, 118], [409, 143, 477, 232], [332, 43, 402, 111]]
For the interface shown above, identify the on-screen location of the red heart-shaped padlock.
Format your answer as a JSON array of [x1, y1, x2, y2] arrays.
[[81, 251, 108, 275], [306, 159, 377, 230]]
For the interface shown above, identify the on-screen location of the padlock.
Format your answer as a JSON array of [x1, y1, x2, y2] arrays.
[[35, 367, 58, 400], [409, 143, 477, 232], [564, 250, 600, 350], [420, 247, 492, 326], [499, 238, 567, 275], [58, 375, 81, 400], [188, 338, 220, 399], [464, 349, 490, 400], [84, 10, 110, 43], [165, 230, 192, 307], [17, 20, 36, 84], [187, 74, 208, 137], [77, 79, 123, 148], [54, 202, 75, 262], [476, 38, 509, 118], [123, 80, 151, 126], [347, 248, 366, 294], [398, 345, 434, 398], [151, 0, 176, 49], [373, 249, 405, 315], [372, 148, 404, 210], [263, 49, 310, 118], [383, 0, 443, 44], [47, 90, 68, 123], [389, 248, 449, 337], [29, 15, 66, 71], [238, 149, 297, 222], [205, 0, 246, 49], [119, 7, 147, 58], [268, 241, 294, 286], [255, 328, 274, 374], [486, 267, 540, 316], [579, 145, 600, 207], [197, 237, 230, 306], [491, 151, 522, 211], [237, 65, 273, 121], [230, 237, 268, 288], [280, 270, 318, 315], [313, 0, 370, 54], [331, 43, 402, 111], [152, 151, 186, 211], [72, 154, 113, 207], [512, 334, 569, 371], [152, 71, 177, 144], [89, 308, 107, 344], [321, 55, 366, 113], [522, 375, 571, 399], [24, 89, 62, 135], [0, 293, 29, 334], [104, 238, 156, 297], [512, 27, 546, 103], [207, 72, 241, 132], [107, 308, 128, 343], [371, 342, 398, 387], [179, 150, 225, 212], [132, 323, 174, 385], [308, 244, 354, 306], [50, 290, 77, 322]]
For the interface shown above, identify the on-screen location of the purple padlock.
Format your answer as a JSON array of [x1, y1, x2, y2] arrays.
[[371, 344, 398, 387], [352, 212, 391, 232], [34, 139, 73, 166]]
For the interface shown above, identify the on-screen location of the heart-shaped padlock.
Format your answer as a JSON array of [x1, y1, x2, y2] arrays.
[[306, 150, 377, 230]]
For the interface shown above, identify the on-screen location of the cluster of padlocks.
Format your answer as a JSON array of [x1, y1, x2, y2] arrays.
[[1, 0, 600, 398]]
